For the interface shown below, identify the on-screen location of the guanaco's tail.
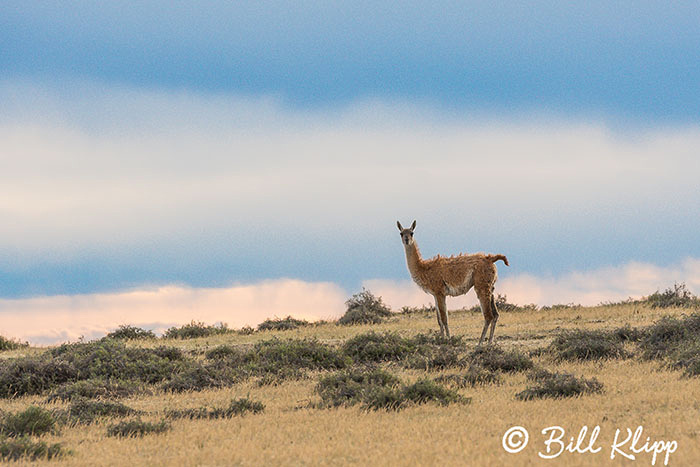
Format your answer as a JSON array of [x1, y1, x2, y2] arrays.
[[487, 254, 509, 266]]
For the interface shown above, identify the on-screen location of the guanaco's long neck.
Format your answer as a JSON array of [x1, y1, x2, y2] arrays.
[[404, 241, 424, 276]]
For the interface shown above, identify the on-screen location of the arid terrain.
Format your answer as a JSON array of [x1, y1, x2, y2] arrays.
[[1, 289, 699, 466]]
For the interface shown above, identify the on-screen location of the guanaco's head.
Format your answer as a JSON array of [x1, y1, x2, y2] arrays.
[[396, 220, 417, 246]]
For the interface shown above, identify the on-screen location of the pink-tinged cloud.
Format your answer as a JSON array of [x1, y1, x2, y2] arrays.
[[0, 279, 346, 345]]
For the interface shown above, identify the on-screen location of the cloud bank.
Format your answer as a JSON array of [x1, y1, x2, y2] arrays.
[[3, 259, 700, 345], [2, 81, 700, 297]]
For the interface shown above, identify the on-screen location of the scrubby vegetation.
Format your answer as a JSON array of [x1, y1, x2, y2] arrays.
[[516, 369, 604, 400], [257, 316, 311, 331], [316, 367, 467, 411], [106, 325, 156, 340], [338, 289, 393, 325], [435, 365, 503, 388], [47, 378, 144, 402], [0, 335, 27, 352], [546, 329, 631, 361], [106, 419, 170, 438], [62, 398, 137, 424], [644, 283, 700, 309], [167, 398, 264, 419], [468, 345, 534, 373], [0, 437, 64, 461], [1, 406, 55, 437], [163, 321, 232, 339]]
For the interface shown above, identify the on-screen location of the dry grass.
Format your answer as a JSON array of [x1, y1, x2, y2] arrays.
[[2, 303, 700, 465]]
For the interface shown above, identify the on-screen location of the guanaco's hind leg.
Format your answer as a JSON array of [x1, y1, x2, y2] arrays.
[[476, 286, 494, 346], [435, 294, 449, 338], [488, 294, 500, 344]]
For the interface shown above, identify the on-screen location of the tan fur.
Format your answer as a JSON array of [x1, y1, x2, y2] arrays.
[[397, 220, 508, 344]]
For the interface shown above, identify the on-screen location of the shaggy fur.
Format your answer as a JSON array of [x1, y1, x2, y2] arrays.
[[397, 220, 508, 344]]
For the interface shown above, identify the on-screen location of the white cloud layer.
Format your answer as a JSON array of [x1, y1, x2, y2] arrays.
[[3, 259, 700, 345]]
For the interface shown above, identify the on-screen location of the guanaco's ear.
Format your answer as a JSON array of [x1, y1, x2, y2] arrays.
[[410, 220, 416, 231], [397, 221, 403, 231]]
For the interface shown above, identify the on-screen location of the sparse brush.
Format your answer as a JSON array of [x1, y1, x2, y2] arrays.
[[643, 283, 700, 309], [106, 325, 156, 340], [0, 336, 27, 352], [547, 329, 630, 361], [1, 406, 55, 437], [342, 331, 416, 363], [316, 367, 401, 408], [516, 369, 603, 400], [257, 316, 310, 331], [338, 289, 393, 325], [435, 365, 503, 388], [167, 398, 264, 419], [468, 346, 533, 373], [399, 305, 435, 315], [62, 398, 137, 424], [47, 378, 144, 402], [106, 419, 170, 438], [638, 313, 700, 360], [163, 321, 232, 339], [362, 379, 469, 411], [0, 437, 64, 461]]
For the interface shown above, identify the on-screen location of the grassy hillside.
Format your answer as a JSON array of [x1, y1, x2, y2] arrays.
[[1, 292, 699, 465]]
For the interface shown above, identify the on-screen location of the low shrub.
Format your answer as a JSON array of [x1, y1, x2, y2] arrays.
[[106, 325, 156, 340], [468, 346, 533, 373], [342, 332, 416, 363], [338, 289, 393, 325], [399, 305, 435, 315], [643, 283, 700, 309], [106, 419, 170, 438], [363, 379, 469, 411], [547, 329, 630, 361], [163, 321, 232, 339], [639, 313, 700, 360], [435, 365, 503, 388], [167, 397, 264, 419], [257, 316, 310, 332], [63, 398, 137, 424], [316, 367, 401, 408], [47, 378, 144, 402], [1, 406, 55, 437], [0, 437, 64, 461], [161, 365, 237, 393], [516, 369, 604, 400], [0, 336, 27, 352]]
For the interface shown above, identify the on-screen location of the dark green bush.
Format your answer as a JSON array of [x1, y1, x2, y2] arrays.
[[106, 325, 156, 340], [468, 346, 533, 373], [316, 367, 401, 408], [0, 357, 77, 398], [547, 329, 630, 361], [1, 406, 55, 437], [0, 437, 64, 461], [338, 289, 393, 325], [0, 336, 27, 352], [47, 378, 144, 402], [342, 331, 416, 363], [644, 283, 700, 309], [435, 365, 503, 388], [516, 369, 604, 400], [63, 398, 137, 424], [639, 313, 700, 359], [257, 316, 310, 331], [163, 321, 232, 339], [161, 365, 237, 393], [106, 419, 170, 438], [363, 379, 469, 411], [167, 397, 264, 419]]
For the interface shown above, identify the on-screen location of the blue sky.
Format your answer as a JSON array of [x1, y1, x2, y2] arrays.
[[2, 1, 700, 338]]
